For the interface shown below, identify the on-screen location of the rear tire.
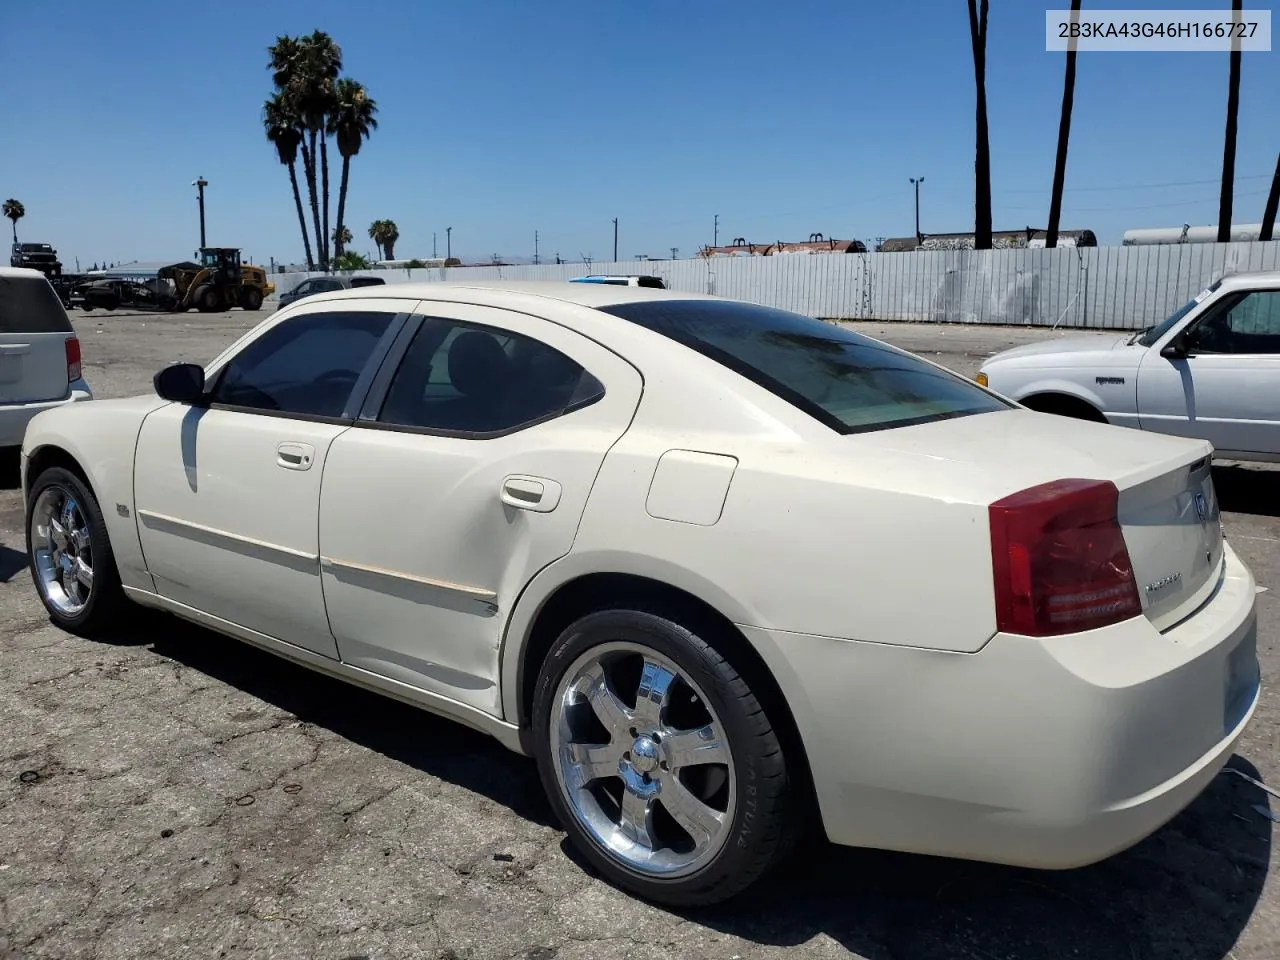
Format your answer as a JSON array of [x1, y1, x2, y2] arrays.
[[26, 466, 127, 637], [240, 287, 263, 310], [532, 608, 797, 907]]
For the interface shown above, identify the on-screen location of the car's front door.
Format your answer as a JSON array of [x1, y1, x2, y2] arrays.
[[1136, 286, 1280, 457], [133, 300, 415, 655], [316, 302, 643, 714]]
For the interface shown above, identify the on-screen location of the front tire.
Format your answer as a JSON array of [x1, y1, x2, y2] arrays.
[[532, 609, 796, 906], [26, 466, 126, 636]]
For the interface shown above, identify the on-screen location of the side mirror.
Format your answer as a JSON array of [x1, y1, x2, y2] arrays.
[[1160, 337, 1188, 360], [154, 362, 206, 403]]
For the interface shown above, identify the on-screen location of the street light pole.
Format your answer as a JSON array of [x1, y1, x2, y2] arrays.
[[612, 218, 618, 262], [714, 213, 719, 248], [193, 176, 208, 248], [910, 177, 924, 243], [446, 226, 452, 261]]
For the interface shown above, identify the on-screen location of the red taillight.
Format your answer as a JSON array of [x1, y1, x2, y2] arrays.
[[989, 478, 1141, 637], [65, 336, 81, 383]]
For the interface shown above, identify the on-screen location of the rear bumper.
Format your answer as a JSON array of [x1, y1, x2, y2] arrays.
[[741, 540, 1260, 868], [0, 381, 93, 447]]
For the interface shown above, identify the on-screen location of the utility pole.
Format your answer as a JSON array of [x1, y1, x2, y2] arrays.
[[193, 176, 208, 248], [534, 230, 540, 264], [910, 177, 925, 244], [612, 218, 618, 262], [713, 213, 719, 248], [670, 246, 678, 260], [433, 232, 437, 258], [446, 226, 452, 261]]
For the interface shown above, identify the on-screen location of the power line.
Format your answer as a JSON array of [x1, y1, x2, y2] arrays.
[[1000, 173, 1273, 195]]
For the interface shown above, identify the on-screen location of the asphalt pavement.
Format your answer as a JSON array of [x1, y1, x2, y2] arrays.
[[1, 308, 1278, 959]]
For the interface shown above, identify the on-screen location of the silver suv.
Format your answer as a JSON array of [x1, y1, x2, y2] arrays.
[[0, 268, 92, 450]]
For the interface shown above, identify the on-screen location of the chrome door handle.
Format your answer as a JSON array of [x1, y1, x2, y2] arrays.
[[501, 475, 562, 512], [277, 441, 315, 470]]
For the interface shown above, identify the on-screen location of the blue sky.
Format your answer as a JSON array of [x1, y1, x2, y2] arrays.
[[2, 0, 1278, 268]]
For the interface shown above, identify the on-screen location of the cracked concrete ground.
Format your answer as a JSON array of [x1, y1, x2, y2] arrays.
[[1, 309, 1279, 959]]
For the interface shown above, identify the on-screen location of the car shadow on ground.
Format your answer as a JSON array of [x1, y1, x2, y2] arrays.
[[127, 612, 1272, 960], [0, 449, 19, 491], [1215, 464, 1280, 519], [0, 545, 26, 582]]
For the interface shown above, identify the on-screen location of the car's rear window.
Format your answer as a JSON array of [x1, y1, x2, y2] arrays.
[[0, 275, 74, 333], [598, 299, 1010, 434]]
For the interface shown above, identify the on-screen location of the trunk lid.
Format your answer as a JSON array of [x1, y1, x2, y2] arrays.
[[850, 409, 1222, 632]]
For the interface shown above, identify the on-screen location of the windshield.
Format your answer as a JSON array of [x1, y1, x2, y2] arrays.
[[599, 300, 1011, 434], [1136, 280, 1221, 346]]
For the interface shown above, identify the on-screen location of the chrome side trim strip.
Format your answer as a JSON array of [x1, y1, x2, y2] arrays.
[[136, 509, 319, 562], [320, 555, 498, 601]]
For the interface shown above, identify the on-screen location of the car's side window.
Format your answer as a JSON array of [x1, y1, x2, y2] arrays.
[[1191, 291, 1280, 355], [292, 280, 316, 296], [210, 310, 395, 418], [376, 316, 604, 434]]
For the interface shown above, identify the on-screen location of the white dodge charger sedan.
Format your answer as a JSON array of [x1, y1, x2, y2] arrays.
[[21, 282, 1260, 906], [978, 270, 1280, 462]]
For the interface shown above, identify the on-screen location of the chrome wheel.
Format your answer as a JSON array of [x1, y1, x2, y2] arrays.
[[30, 485, 95, 616], [550, 641, 736, 878]]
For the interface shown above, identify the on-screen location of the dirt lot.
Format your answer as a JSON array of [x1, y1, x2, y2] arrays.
[[2, 308, 1279, 960]]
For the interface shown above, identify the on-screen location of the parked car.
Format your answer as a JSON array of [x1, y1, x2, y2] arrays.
[[0, 268, 92, 450], [978, 270, 1280, 461], [74, 278, 160, 311], [276, 274, 385, 308], [570, 274, 666, 288], [21, 281, 1258, 906], [10, 241, 62, 277]]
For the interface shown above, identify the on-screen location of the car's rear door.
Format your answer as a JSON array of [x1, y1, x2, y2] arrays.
[[0, 273, 76, 403], [316, 302, 643, 714]]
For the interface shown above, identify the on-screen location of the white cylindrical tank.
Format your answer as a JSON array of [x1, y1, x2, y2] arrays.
[[1123, 223, 1266, 245]]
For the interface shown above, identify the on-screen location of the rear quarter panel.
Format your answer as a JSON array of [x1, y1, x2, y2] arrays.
[[23, 396, 168, 592]]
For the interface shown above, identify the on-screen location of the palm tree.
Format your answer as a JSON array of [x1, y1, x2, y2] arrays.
[[264, 94, 314, 271], [1218, 0, 1244, 242], [1260, 152, 1280, 242], [268, 32, 340, 269], [301, 31, 342, 268], [967, 0, 993, 249], [1046, 0, 1081, 248], [329, 79, 378, 259], [3, 198, 24, 243], [379, 219, 399, 260], [369, 219, 399, 260]]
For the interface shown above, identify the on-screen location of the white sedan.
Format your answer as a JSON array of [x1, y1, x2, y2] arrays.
[[21, 282, 1260, 906], [978, 270, 1280, 462]]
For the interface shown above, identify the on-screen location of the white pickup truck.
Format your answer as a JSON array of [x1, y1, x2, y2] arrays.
[[0, 268, 93, 450], [979, 270, 1280, 463]]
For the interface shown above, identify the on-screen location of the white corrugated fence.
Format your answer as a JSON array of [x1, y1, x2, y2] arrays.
[[273, 240, 1280, 331]]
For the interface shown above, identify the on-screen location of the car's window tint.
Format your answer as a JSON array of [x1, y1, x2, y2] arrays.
[[377, 316, 604, 434], [600, 299, 1010, 434], [211, 310, 393, 417], [0, 274, 74, 333], [1222, 291, 1280, 349]]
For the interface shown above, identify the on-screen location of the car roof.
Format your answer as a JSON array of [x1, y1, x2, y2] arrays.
[[303, 279, 718, 311], [0, 267, 53, 280], [1218, 269, 1280, 288]]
